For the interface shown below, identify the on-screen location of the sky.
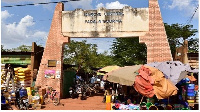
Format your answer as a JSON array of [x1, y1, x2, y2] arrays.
[[1, 0, 199, 54]]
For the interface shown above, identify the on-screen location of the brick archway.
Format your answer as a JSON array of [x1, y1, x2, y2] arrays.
[[36, 0, 172, 98]]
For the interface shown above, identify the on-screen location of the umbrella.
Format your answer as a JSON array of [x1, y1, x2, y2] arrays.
[[134, 65, 178, 99], [146, 61, 194, 85], [104, 65, 142, 86], [97, 65, 120, 75]]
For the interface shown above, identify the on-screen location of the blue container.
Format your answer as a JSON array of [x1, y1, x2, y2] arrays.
[[1, 96, 6, 104], [187, 84, 195, 89], [187, 92, 195, 97], [187, 89, 194, 93], [19, 89, 28, 98]]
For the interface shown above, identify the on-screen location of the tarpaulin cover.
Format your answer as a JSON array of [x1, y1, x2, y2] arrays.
[[97, 65, 120, 76], [134, 65, 178, 99], [146, 61, 194, 85], [105, 65, 142, 86], [134, 66, 154, 98]]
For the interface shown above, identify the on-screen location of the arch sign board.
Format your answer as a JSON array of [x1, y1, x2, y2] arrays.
[[36, 0, 173, 98], [62, 7, 149, 37]]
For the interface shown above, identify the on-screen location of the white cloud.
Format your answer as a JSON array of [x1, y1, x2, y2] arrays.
[[168, 0, 199, 19], [96, 1, 128, 9], [96, 3, 104, 8], [1, 10, 13, 20], [1, 10, 48, 49]]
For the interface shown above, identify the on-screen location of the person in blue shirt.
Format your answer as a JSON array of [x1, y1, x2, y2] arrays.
[[90, 75, 96, 84]]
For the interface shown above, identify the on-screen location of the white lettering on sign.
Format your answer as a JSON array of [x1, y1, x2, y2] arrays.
[[62, 7, 149, 37]]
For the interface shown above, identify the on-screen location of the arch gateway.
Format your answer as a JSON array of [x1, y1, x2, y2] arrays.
[[35, 0, 172, 97]]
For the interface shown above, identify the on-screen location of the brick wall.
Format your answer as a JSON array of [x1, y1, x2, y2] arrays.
[[140, 0, 172, 63], [35, 3, 69, 98]]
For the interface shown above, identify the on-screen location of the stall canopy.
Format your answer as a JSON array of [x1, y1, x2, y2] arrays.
[[134, 65, 178, 99], [104, 65, 142, 86], [146, 61, 194, 85], [97, 65, 120, 75]]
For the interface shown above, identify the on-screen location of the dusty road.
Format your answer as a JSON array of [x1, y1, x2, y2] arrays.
[[41, 93, 105, 110], [10, 93, 106, 110]]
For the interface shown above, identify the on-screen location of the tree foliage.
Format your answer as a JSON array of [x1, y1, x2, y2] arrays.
[[111, 38, 147, 66], [164, 23, 198, 57], [188, 37, 199, 53], [63, 40, 114, 74], [1, 45, 5, 52], [12, 45, 32, 52]]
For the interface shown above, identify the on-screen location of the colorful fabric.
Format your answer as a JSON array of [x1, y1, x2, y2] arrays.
[[146, 61, 193, 85], [134, 65, 178, 99]]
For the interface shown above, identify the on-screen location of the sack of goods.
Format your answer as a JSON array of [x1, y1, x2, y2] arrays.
[[14, 67, 32, 88]]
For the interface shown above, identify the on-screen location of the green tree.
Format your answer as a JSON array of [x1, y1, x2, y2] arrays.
[[188, 37, 199, 53], [64, 40, 99, 74], [96, 51, 116, 67], [164, 23, 198, 58], [12, 45, 32, 52], [1, 45, 5, 52], [111, 38, 147, 66]]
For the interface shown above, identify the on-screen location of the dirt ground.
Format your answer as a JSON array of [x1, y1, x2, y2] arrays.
[[10, 93, 106, 110], [41, 93, 105, 110]]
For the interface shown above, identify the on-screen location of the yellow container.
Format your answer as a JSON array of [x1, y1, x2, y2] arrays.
[[26, 87, 32, 96], [40, 96, 44, 104], [106, 95, 111, 103], [187, 100, 194, 103], [106, 103, 111, 110]]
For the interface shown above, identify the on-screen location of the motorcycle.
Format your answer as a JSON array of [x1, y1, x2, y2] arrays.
[[69, 80, 87, 100], [15, 88, 29, 110], [69, 87, 79, 99]]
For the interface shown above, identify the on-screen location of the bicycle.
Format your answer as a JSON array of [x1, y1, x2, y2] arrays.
[[43, 87, 60, 106]]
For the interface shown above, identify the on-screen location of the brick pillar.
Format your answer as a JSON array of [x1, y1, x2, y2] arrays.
[[35, 3, 69, 98], [140, 0, 172, 63]]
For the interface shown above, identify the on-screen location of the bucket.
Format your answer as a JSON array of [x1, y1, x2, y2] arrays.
[[26, 87, 32, 96], [187, 89, 194, 93], [187, 92, 195, 97], [187, 84, 195, 89], [106, 95, 111, 103], [146, 102, 153, 109], [106, 103, 111, 110], [187, 96, 195, 100], [40, 96, 44, 105], [187, 100, 194, 103]]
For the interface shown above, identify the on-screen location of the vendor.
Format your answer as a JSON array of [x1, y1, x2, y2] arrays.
[[5, 64, 15, 91], [102, 81, 111, 103]]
